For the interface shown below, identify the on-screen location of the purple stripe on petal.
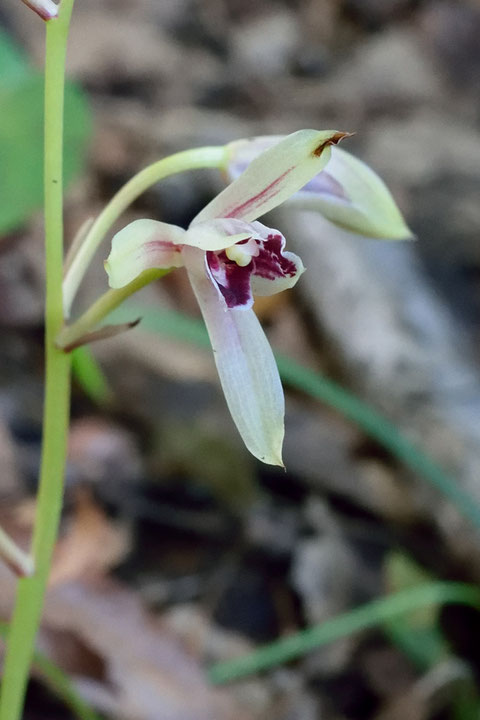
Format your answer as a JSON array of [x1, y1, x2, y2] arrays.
[[223, 168, 294, 220], [143, 240, 183, 258]]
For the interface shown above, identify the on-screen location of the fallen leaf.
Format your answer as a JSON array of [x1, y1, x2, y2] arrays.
[[50, 488, 130, 585]]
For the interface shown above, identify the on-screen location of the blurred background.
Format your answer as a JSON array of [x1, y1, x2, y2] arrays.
[[1, 0, 480, 718]]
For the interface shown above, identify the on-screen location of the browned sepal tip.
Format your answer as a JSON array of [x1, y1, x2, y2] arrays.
[[58, 319, 141, 353], [313, 131, 355, 157]]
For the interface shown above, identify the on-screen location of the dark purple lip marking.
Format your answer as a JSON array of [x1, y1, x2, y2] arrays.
[[206, 234, 298, 309], [223, 168, 294, 219]]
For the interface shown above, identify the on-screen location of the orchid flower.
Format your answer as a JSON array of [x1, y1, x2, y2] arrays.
[[226, 136, 411, 240], [105, 129, 348, 466]]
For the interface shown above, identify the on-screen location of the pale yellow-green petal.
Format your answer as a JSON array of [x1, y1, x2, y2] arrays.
[[192, 129, 349, 225], [105, 219, 185, 289], [183, 245, 285, 466], [291, 146, 412, 240], [224, 135, 411, 240]]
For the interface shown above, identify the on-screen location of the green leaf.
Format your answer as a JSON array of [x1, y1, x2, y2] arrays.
[[0, 30, 91, 235], [0, 74, 90, 234], [0, 29, 31, 88], [71, 345, 113, 406]]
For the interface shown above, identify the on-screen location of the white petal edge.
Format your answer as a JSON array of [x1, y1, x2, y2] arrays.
[[105, 219, 186, 288], [192, 129, 348, 225], [183, 245, 285, 466]]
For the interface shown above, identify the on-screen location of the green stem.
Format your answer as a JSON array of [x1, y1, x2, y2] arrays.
[[63, 146, 227, 316], [57, 268, 169, 350], [0, 4, 74, 719], [0, 622, 101, 720]]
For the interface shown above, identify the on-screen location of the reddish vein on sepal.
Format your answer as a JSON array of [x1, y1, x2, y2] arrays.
[[224, 168, 294, 220]]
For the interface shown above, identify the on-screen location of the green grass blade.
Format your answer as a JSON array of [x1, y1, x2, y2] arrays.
[[207, 582, 480, 684], [275, 354, 480, 530], [71, 345, 113, 406], [32, 654, 102, 720]]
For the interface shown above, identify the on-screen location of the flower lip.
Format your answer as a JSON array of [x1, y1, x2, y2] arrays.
[[205, 223, 302, 310]]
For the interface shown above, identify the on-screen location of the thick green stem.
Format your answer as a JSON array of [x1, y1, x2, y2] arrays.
[[63, 145, 227, 316], [0, 4, 74, 719]]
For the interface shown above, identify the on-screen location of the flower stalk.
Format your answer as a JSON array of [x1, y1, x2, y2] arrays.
[[57, 268, 169, 351], [0, 3, 74, 718], [63, 145, 228, 316]]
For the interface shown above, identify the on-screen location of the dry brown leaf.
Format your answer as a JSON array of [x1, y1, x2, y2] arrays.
[[50, 488, 130, 585], [43, 577, 253, 720], [0, 502, 252, 720]]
